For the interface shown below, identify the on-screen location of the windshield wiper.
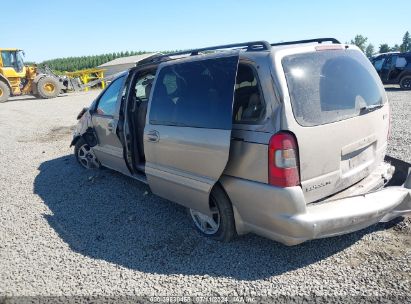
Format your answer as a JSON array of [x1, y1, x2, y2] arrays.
[[359, 104, 384, 115]]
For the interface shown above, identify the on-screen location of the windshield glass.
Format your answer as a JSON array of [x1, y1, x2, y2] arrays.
[[282, 49, 385, 127], [1, 50, 25, 72], [1, 51, 14, 67]]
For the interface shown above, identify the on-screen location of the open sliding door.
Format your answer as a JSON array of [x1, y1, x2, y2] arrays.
[[144, 53, 239, 215]]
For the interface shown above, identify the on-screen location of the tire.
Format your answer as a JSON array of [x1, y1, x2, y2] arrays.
[[74, 138, 100, 169], [399, 76, 411, 90], [188, 184, 237, 242], [0, 80, 10, 103], [36, 76, 61, 99], [31, 83, 39, 97]]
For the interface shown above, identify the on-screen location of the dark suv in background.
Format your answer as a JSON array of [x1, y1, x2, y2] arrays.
[[371, 52, 411, 89]]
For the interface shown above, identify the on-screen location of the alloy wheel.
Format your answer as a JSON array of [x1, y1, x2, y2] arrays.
[[402, 78, 411, 89], [190, 199, 221, 235], [77, 144, 99, 169]]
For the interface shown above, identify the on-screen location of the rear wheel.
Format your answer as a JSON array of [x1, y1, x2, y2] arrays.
[[189, 184, 237, 242], [36, 76, 60, 99], [74, 138, 100, 169], [399, 76, 411, 90], [0, 81, 10, 103]]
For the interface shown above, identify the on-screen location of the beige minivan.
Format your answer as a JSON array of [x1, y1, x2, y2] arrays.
[[71, 38, 411, 245]]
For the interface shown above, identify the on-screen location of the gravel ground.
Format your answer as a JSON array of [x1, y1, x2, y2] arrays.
[[386, 88, 411, 163], [0, 90, 410, 302]]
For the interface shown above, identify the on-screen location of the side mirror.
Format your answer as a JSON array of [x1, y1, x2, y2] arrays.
[[76, 107, 89, 120]]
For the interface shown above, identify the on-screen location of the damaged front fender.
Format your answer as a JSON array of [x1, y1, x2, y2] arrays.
[[70, 108, 98, 148], [70, 128, 98, 148], [70, 136, 81, 147]]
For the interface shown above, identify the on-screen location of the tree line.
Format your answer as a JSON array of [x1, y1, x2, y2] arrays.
[[38, 50, 189, 73], [36, 31, 411, 72], [350, 31, 411, 58], [38, 50, 148, 72]]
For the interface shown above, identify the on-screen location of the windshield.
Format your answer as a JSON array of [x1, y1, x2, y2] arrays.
[[282, 49, 385, 127], [1, 50, 25, 72]]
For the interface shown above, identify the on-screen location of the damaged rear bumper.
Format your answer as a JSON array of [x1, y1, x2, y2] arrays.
[[286, 185, 411, 243], [221, 162, 411, 246]]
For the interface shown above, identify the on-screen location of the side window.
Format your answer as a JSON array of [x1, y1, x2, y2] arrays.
[[135, 74, 155, 100], [383, 56, 392, 69], [373, 58, 385, 71], [390, 55, 398, 68], [149, 56, 239, 130], [96, 76, 125, 116], [233, 64, 265, 123], [396, 57, 407, 68]]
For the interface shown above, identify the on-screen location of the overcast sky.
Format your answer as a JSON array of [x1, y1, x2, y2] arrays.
[[2, 0, 409, 62]]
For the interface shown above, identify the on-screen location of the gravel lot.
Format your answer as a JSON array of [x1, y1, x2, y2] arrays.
[[0, 90, 410, 301]]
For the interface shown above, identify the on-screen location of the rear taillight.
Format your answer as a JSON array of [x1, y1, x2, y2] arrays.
[[268, 132, 300, 187]]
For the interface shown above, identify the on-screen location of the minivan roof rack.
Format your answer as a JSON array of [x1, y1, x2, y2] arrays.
[[137, 41, 271, 66], [271, 38, 340, 47], [137, 38, 342, 67]]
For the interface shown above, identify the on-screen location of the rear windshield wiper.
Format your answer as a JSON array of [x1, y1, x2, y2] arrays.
[[359, 104, 384, 115]]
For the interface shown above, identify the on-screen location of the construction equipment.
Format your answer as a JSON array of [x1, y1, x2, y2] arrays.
[[0, 48, 75, 103], [65, 68, 106, 92]]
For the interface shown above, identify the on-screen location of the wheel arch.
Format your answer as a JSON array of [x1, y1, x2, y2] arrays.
[[71, 127, 99, 148], [0, 74, 12, 90], [70, 135, 81, 147], [399, 72, 411, 89], [398, 71, 411, 80], [33, 73, 47, 84], [213, 179, 247, 235]]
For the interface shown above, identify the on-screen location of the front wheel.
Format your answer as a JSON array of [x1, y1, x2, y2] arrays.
[[189, 185, 237, 242], [399, 76, 411, 90], [36, 76, 61, 99], [0, 80, 10, 103], [74, 138, 100, 169]]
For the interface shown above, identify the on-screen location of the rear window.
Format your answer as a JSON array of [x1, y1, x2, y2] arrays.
[[282, 49, 385, 126]]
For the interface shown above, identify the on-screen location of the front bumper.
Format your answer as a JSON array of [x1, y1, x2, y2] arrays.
[[221, 162, 411, 245]]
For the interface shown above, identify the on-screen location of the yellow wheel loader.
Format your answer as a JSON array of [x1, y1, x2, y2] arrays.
[[0, 48, 73, 103]]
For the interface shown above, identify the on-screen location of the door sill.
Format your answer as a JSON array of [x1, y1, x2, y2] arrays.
[[132, 169, 147, 184], [136, 163, 145, 172]]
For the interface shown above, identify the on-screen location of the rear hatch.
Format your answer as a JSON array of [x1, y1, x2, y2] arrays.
[[280, 46, 390, 203]]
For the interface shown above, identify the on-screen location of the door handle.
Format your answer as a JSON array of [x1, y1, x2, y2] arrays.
[[146, 130, 160, 142], [107, 120, 115, 133]]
